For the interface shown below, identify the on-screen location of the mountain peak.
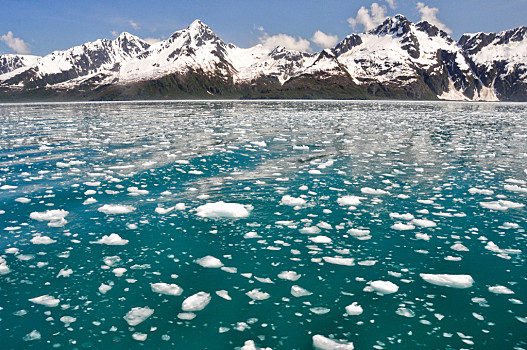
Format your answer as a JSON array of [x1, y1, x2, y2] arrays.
[[369, 15, 412, 37]]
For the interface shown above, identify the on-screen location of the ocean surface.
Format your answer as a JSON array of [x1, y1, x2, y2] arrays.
[[0, 100, 526, 350]]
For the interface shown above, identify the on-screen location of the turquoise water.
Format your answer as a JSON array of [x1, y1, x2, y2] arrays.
[[0, 101, 526, 349]]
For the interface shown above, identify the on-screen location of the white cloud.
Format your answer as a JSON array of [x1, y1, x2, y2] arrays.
[[258, 33, 311, 52], [347, 3, 388, 32], [110, 30, 119, 37], [416, 2, 452, 34], [143, 37, 161, 45], [385, 0, 396, 9], [254, 24, 264, 32], [311, 30, 339, 49], [1, 31, 31, 54], [129, 20, 140, 30]]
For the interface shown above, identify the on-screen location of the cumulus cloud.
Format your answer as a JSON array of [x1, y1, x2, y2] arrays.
[[385, 0, 396, 9], [347, 3, 388, 32], [129, 20, 140, 30], [1, 31, 31, 54], [258, 33, 311, 52], [143, 37, 161, 45], [311, 30, 339, 49], [110, 30, 119, 37], [254, 24, 264, 32], [416, 2, 452, 34]]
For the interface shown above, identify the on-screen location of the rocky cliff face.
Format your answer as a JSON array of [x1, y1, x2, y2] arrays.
[[1, 17, 526, 101]]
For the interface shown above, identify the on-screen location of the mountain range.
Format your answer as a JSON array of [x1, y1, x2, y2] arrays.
[[1, 16, 526, 102]]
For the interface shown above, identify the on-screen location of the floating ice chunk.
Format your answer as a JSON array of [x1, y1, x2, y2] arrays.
[[255, 276, 274, 284], [516, 316, 527, 323], [337, 196, 363, 206], [280, 195, 306, 206], [30, 235, 56, 245], [29, 295, 60, 307], [155, 206, 174, 214], [151, 283, 183, 296], [299, 185, 308, 191], [480, 200, 524, 211], [312, 334, 354, 350], [240, 340, 272, 350], [345, 302, 363, 315], [0, 185, 17, 190], [30, 210, 68, 225], [412, 219, 436, 228], [99, 284, 112, 294], [291, 285, 313, 297], [5, 247, 18, 254], [246, 289, 270, 300], [23, 330, 41, 341], [98, 204, 136, 214], [103, 255, 121, 266], [127, 187, 149, 195], [358, 260, 377, 266], [177, 312, 196, 320], [468, 188, 494, 195], [244, 231, 260, 239], [83, 197, 97, 205], [489, 285, 514, 294], [322, 257, 355, 266], [311, 307, 330, 314], [113, 268, 127, 277], [15, 197, 31, 203], [175, 203, 186, 210], [93, 233, 128, 245], [504, 184, 527, 193], [451, 243, 469, 252], [60, 316, 76, 326], [0, 261, 10, 275], [216, 290, 232, 300], [309, 235, 332, 244], [309, 169, 322, 175], [195, 256, 223, 268], [415, 233, 430, 241], [132, 333, 147, 341], [182, 292, 211, 311], [347, 228, 371, 240], [196, 202, 251, 218], [124, 307, 154, 326], [300, 226, 321, 234], [278, 271, 301, 281], [396, 307, 415, 318], [445, 256, 462, 261], [390, 213, 414, 221], [317, 221, 332, 229], [361, 187, 389, 195], [420, 273, 474, 288], [391, 223, 415, 230], [370, 281, 399, 295], [57, 268, 73, 277]]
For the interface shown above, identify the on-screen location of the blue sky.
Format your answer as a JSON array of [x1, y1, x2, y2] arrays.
[[1, 0, 526, 56]]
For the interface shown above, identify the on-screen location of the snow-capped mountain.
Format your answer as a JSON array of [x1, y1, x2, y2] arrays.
[[1, 17, 526, 101]]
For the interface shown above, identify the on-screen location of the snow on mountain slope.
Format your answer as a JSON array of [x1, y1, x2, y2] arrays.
[[0, 54, 40, 75]]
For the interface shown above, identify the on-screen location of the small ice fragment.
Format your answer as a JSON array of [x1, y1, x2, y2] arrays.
[[396, 307, 415, 318], [23, 330, 41, 341], [177, 312, 196, 320], [196, 202, 251, 218], [151, 283, 183, 296], [412, 219, 436, 228], [415, 233, 430, 241], [391, 223, 415, 230], [182, 292, 211, 311], [309, 235, 332, 244], [361, 187, 389, 195], [132, 333, 147, 341], [390, 213, 414, 220], [60, 316, 76, 326], [291, 285, 313, 297], [83, 197, 97, 205], [337, 196, 363, 206], [93, 233, 128, 245], [99, 284, 112, 294], [216, 290, 232, 300], [299, 226, 321, 234], [280, 195, 306, 206], [370, 280, 399, 295], [57, 268, 73, 278], [15, 197, 31, 203], [175, 203, 186, 210], [347, 228, 371, 240], [278, 271, 301, 281], [30, 236, 56, 245], [155, 206, 174, 214], [468, 188, 494, 195], [246, 289, 270, 300], [420, 273, 474, 288], [29, 295, 60, 307], [112, 268, 127, 277], [451, 243, 469, 252], [310, 307, 331, 314], [98, 204, 136, 214], [345, 302, 363, 315], [30, 209, 68, 223], [124, 307, 154, 326], [312, 334, 354, 350], [488, 285, 514, 294], [195, 256, 223, 268], [322, 257, 355, 266], [480, 200, 524, 211]]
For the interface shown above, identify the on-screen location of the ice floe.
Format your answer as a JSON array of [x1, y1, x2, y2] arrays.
[[345, 302, 363, 316], [195, 255, 223, 268], [124, 307, 154, 326], [420, 274, 474, 288], [488, 285, 514, 294], [98, 204, 136, 214], [30, 209, 68, 226], [182, 292, 211, 311], [322, 257, 355, 266], [196, 202, 251, 218], [93, 233, 129, 245], [337, 196, 363, 206], [291, 285, 313, 297], [278, 271, 301, 281], [30, 235, 56, 245], [246, 289, 270, 300], [480, 200, 524, 211], [29, 295, 60, 307], [312, 334, 354, 350], [151, 283, 183, 296], [370, 280, 399, 295]]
